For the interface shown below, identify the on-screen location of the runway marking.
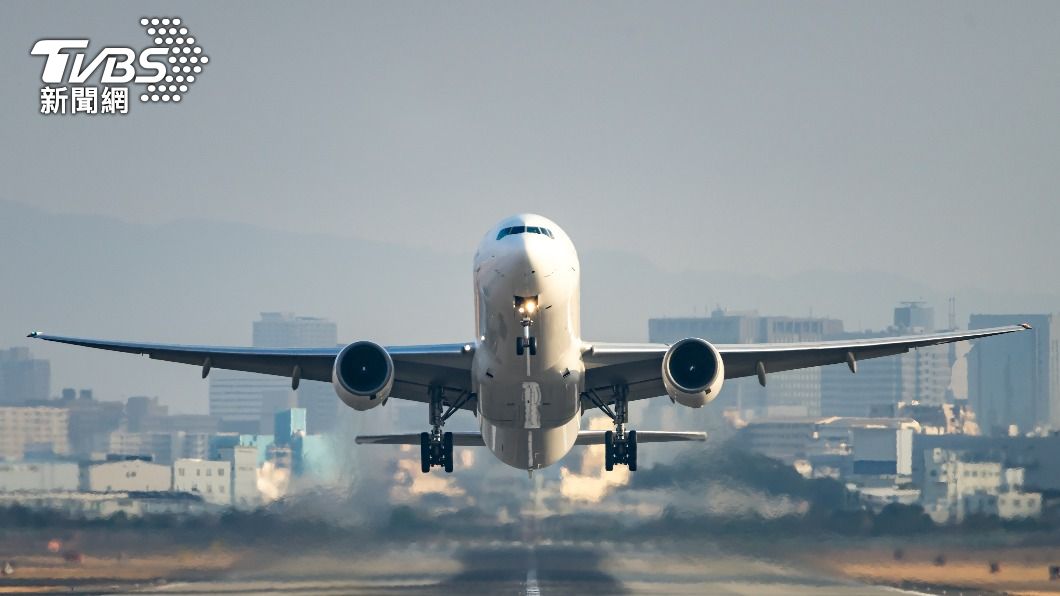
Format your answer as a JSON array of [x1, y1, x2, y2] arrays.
[[525, 548, 541, 596]]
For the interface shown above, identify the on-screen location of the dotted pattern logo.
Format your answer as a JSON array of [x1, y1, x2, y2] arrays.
[[138, 17, 208, 103]]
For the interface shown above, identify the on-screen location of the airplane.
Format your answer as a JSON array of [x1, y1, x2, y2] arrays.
[[29, 214, 1030, 474]]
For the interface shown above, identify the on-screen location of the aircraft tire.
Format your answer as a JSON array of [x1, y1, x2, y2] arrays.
[[604, 430, 615, 471], [420, 432, 431, 473], [442, 432, 454, 473], [628, 430, 638, 472]]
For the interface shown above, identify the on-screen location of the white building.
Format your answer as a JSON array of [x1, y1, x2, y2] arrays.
[[920, 448, 1042, 523], [0, 461, 78, 492], [84, 459, 171, 492], [107, 431, 212, 465], [0, 406, 69, 459], [173, 458, 231, 506], [218, 446, 260, 509], [850, 426, 915, 476], [738, 416, 919, 470], [856, 486, 922, 511]]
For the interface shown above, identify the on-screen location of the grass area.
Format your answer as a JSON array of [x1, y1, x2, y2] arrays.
[[801, 544, 1060, 595]]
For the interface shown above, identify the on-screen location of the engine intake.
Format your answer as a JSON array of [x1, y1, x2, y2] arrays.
[[332, 341, 394, 411], [661, 338, 725, 408]]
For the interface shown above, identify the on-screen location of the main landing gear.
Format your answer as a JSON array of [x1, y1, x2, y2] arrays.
[[585, 385, 638, 472], [420, 385, 472, 474]]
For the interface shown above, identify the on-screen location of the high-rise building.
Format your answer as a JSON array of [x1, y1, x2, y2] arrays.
[[125, 396, 169, 432], [649, 309, 843, 419], [894, 302, 935, 331], [209, 370, 292, 434], [0, 347, 50, 405], [253, 312, 337, 348], [0, 407, 69, 459], [64, 394, 124, 457], [210, 313, 339, 434], [967, 313, 1059, 436], [821, 303, 951, 417], [893, 302, 950, 407], [255, 313, 339, 433]]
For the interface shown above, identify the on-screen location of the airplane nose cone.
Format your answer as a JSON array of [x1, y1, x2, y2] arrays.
[[516, 234, 556, 273], [502, 234, 557, 294]]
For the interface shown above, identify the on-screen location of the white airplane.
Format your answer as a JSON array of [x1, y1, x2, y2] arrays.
[[30, 214, 1029, 473]]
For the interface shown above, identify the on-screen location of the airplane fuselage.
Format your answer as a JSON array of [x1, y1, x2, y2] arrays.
[[472, 215, 584, 469]]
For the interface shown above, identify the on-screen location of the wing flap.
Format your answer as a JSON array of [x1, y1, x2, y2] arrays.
[[574, 430, 707, 445], [356, 432, 484, 446], [355, 430, 707, 446]]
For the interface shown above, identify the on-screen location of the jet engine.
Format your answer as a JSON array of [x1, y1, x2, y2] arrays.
[[661, 338, 725, 408], [331, 341, 394, 411]]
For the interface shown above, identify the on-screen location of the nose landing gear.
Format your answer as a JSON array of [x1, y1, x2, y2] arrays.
[[516, 335, 537, 356], [514, 296, 538, 357]]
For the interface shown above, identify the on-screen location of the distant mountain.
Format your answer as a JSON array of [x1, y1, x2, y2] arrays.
[[2, 199, 1055, 412]]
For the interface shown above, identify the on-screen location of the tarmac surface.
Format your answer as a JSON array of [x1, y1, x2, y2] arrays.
[[115, 542, 934, 595]]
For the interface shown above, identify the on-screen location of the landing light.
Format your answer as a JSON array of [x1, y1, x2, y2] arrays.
[[514, 295, 540, 319]]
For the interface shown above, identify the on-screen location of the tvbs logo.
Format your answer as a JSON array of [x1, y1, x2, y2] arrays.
[[31, 39, 168, 85], [31, 17, 208, 115]]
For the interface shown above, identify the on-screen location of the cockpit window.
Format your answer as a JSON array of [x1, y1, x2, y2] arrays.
[[496, 225, 555, 240]]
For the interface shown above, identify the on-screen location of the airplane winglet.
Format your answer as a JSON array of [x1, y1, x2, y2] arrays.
[[1021, 323, 1033, 330], [27, 331, 40, 338]]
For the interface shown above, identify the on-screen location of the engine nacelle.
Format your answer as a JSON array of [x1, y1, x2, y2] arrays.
[[661, 338, 725, 408], [331, 341, 394, 411]]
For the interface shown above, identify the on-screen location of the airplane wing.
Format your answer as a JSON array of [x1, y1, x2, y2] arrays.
[[26, 332, 474, 408], [581, 324, 1030, 403]]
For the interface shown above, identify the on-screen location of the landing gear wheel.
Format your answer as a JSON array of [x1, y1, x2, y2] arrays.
[[419, 432, 431, 473], [516, 337, 538, 356], [627, 430, 638, 472], [589, 384, 638, 472], [442, 432, 454, 473], [604, 430, 615, 471]]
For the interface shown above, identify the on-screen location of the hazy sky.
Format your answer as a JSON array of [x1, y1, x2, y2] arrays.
[[2, 2, 1058, 410]]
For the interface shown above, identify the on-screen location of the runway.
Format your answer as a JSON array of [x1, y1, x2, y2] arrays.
[[119, 542, 938, 595]]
